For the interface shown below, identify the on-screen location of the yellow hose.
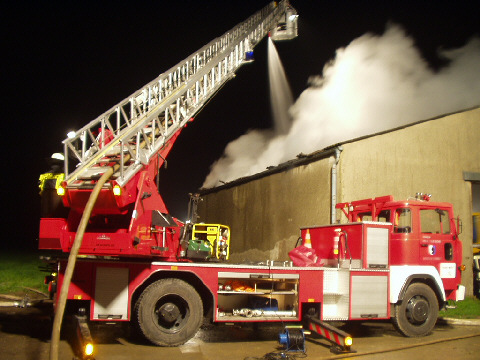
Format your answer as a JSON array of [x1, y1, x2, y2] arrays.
[[49, 167, 114, 360], [49, 130, 154, 359]]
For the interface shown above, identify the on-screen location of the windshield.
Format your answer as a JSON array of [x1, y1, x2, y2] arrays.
[[420, 208, 450, 234]]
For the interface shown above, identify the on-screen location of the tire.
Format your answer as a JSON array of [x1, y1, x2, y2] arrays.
[[135, 278, 203, 346], [392, 283, 439, 337]]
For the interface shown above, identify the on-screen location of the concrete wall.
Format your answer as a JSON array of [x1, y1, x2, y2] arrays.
[[337, 107, 480, 295], [198, 157, 333, 262], [199, 107, 480, 294]]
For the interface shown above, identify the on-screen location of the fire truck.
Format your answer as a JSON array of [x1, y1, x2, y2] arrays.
[[38, 0, 465, 355]]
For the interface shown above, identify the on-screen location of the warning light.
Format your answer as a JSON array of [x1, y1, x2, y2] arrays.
[[113, 185, 122, 196], [459, 264, 466, 271], [345, 336, 353, 347], [84, 343, 94, 356], [57, 186, 66, 196]]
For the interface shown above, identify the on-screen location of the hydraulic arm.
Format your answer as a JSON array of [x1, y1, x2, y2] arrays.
[[39, 1, 298, 259], [62, 1, 297, 196]]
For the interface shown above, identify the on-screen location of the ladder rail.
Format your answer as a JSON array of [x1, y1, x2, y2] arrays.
[[63, 1, 291, 188]]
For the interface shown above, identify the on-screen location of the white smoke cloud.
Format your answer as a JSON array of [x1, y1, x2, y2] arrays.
[[203, 24, 480, 188]]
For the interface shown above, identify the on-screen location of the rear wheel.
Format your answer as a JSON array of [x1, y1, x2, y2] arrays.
[[135, 278, 203, 346], [393, 283, 438, 337]]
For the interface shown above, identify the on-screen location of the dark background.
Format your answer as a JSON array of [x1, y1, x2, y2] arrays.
[[1, 0, 479, 250]]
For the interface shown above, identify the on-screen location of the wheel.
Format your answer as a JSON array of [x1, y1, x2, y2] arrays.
[[135, 278, 203, 346], [392, 283, 438, 337]]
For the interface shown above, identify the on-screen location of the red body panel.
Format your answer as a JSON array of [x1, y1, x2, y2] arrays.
[[301, 222, 391, 269], [58, 256, 398, 324], [39, 130, 184, 260], [58, 259, 328, 323], [39, 218, 66, 249]]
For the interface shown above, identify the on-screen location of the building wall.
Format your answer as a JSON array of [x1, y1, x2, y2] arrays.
[[199, 107, 480, 294], [198, 157, 333, 262], [338, 107, 480, 295]]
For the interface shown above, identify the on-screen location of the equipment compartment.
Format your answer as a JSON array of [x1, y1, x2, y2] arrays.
[[216, 272, 299, 321]]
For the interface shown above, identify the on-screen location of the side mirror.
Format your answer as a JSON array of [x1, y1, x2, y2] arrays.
[[456, 216, 463, 235]]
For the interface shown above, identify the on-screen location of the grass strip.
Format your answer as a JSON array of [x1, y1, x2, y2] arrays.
[[440, 296, 480, 319], [0, 251, 47, 295]]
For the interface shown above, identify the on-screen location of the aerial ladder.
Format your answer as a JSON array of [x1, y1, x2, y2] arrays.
[[40, 0, 298, 259], [62, 1, 297, 192], [43, 2, 298, 359]]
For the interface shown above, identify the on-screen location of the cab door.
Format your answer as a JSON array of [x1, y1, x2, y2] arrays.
[[390, 207, 418, 265], [418, 207, 458, 287]]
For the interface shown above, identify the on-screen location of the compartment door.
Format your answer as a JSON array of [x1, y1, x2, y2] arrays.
[[350, 274, 388, 319], [93, 267, 129, 320]]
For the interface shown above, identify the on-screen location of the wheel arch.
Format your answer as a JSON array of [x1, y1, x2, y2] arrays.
[[390, 265, 446, 308], [131, 270, 215, 321], [397, 275, 445, 309]]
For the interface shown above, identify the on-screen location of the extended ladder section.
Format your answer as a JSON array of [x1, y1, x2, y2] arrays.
[[62, 0, 298, 190]]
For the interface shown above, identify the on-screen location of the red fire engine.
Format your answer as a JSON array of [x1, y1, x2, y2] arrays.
[[38, 1, 464, 356], [41, 193, 465, 350]]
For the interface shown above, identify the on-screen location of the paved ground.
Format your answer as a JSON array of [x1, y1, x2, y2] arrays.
[[1, 301, 479, 360]]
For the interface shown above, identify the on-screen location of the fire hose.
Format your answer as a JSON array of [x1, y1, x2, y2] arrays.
[[49, 117, 167, 359], [233, 308, 297, 318], [49, 153, 134, 360], [49, 167, 114, 360]]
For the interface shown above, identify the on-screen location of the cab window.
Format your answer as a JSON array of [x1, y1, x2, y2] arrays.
[[357, 210, 390, 222], [377, 210, 390, 223], [357, 212, 371, 221], [394, 208, 411, 233], [420, 208, 450, 234]]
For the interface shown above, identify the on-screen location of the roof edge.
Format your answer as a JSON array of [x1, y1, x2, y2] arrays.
[[199, 105, 480, 195], [199, 147, 338, 195]]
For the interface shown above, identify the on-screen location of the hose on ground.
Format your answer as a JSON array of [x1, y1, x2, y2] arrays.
[[49, 126, 163, 360], [49, 166, 114, 360]]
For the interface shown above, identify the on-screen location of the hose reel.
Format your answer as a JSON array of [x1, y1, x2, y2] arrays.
[[278, 326, 307, 352]]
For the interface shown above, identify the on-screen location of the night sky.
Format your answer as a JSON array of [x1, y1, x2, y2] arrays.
[[2, 0, 479, 250]]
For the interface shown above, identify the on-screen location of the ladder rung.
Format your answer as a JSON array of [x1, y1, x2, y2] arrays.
[[104, 146, 128, 157]]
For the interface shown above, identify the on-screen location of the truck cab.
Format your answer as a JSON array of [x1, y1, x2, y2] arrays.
[[337, 194, 463, 301]]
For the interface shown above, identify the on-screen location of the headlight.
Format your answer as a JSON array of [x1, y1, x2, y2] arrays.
[[113, 185, 122, 196], [56, 186, 66, 196]]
